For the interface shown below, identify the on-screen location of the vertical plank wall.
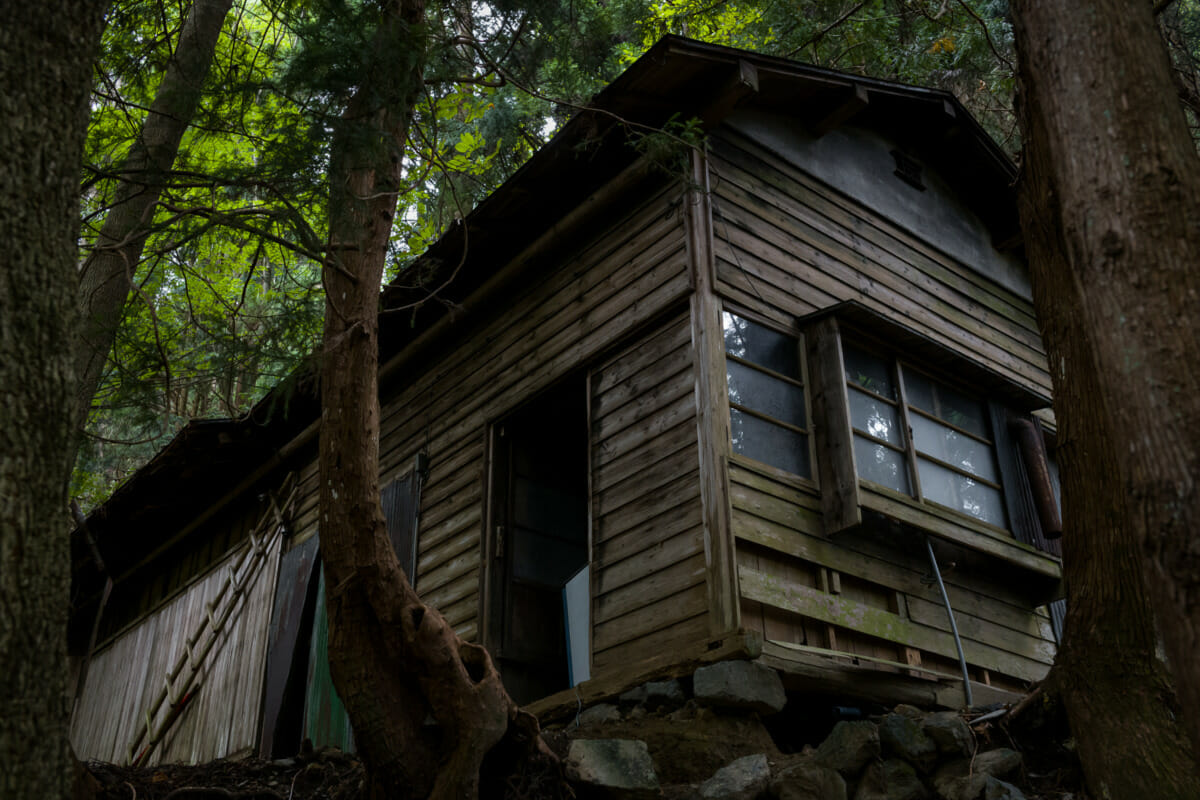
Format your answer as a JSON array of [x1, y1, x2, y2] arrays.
[[707, 125, 1056, 689], [589, 314, 708, 672], [285, 184, 693, 648], [71, 531, 282, 764]]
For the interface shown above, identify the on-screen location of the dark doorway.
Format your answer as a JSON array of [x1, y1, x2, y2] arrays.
[[489, 378, 589, 704]]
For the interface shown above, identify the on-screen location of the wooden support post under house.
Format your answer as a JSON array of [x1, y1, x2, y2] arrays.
[[889, 590, 925, 677], [819, 567, 840, 651]]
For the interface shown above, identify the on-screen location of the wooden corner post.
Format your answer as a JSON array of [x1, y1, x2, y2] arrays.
[[685, 146, 740, 636], [805, 317, 862, 535]]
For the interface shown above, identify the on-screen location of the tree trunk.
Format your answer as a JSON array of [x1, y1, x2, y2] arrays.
[[1011, 0, 1200, 793], [0, 3, 105, 799], [316, 3, 554, 798], [74, 0, 234, 430]]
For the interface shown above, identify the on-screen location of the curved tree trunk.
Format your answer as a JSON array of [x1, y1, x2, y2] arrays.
[[0, 3, 104, 799], [74, 0, 233, 430], [1011, 0, 1200, 793], [316, 3, 554, 798]]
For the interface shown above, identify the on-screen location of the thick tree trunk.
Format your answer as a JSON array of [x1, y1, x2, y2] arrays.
[[316, 3, 552, 798], [74, 0, 233, 430], [0, 3, 104, 799], [1011, 0, 1200, 792]]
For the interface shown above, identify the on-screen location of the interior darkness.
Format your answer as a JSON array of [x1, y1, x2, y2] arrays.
[[763, 693, 886, 754], [494, 378, 589, 705]]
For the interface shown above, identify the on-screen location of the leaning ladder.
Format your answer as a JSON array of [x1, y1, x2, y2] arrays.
[[126, 474, 299, 766]]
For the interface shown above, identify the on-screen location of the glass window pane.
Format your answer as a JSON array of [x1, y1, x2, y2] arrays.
[[848, 387, 903, 446], [902, 368, 936, 415], [917, 458, 1007, 527], [727, 361, 806, 429], [731, 408, 811, 477], [843, 343, 895, 399], [909, 414, 999, 483], [853, 435, 911, 494], [903, 369, 988, 438], [723, 311, 800, 379]]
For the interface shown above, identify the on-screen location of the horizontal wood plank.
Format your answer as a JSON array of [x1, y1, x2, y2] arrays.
[[740, 565, 1049, 683]]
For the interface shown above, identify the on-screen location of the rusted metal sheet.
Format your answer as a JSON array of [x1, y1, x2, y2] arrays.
[[303, 566, 354, 752], [259, 535, 319, 758]]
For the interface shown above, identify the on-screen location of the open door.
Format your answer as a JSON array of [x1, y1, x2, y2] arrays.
[[488, 378, 589, 704]]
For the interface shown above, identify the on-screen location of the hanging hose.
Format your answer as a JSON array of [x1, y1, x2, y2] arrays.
[[924, 535, 973, 709]]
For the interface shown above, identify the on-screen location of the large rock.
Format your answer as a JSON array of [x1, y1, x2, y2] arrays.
[[569, 708, 778, 785], [698, 754, 772, 800], [579, 704, 622, 727], [922, 713, 974, 758], [815, 721, 880, 777], [932, 749, 1022, 800], [893, 705, 927, 722], [878, 713, 938, 773], [853, 760, 929, 800], [567, 739, 661, 799], [693, 661, 786, 715], [771, 757, 847, 800]]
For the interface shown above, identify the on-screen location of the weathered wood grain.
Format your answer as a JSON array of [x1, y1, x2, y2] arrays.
[[740, 565, 1049, 682], [71, 532, 282, 764]]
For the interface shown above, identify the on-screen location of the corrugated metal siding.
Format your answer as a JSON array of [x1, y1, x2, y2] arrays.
[[303, 566, 354, 752]]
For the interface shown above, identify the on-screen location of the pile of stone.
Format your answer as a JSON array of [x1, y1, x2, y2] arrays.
[[558, 660, 1028, 800]]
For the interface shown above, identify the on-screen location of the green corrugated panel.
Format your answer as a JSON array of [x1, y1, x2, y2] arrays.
[[303, 566, 355, 752]]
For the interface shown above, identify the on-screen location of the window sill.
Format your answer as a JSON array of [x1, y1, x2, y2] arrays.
[[728, 452, 820, 496], [858, 481, 1062, 582]]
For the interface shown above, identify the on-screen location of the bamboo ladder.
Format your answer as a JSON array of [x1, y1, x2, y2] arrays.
[[126, 474, 299, 766]]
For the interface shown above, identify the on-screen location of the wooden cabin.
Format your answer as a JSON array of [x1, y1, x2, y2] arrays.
[[67, 37, 1064, 766]]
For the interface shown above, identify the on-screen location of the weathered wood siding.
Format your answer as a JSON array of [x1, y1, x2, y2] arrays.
[[71, 530, 282, 764], [708, 120, 1056, 689], [589, 313, 709, 672], [709, 125, 1050, 399], [731, 460, 1055, 687], [287, 185, 692, 648]]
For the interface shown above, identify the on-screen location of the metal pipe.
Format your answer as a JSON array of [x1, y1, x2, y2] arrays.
[[924, 535, 973, 708]]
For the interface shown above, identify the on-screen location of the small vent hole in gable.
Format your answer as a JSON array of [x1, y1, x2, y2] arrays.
[[891, 149, 926, 191]]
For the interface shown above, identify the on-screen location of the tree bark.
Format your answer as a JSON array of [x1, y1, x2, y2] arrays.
[[74, 0, 234, 431], [1011, 0, 1200, 793], [0, 3, 105, 799], [316, 2, 553, 798]]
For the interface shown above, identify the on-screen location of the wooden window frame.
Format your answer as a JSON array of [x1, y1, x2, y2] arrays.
[[843, 343, 1009, 532], [720, 305, 817, 487], [798, 302, 1062, 585]]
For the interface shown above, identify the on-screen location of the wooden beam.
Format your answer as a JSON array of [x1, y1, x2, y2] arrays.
[[686, 148, 740, 637], [759, 640, 940, 706], [525, 629, 762, 723], [812, 84, 869, 137], [740, 564, 1050, 682], [858, 485, 1062, 584], [701, 60, 760, 126], [805, 317, 861, 535], [758, 640, 1023, 709]]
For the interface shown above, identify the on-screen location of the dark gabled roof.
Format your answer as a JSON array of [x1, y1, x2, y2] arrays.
[[72, 36, 1022, 590]]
